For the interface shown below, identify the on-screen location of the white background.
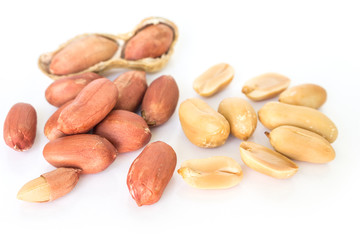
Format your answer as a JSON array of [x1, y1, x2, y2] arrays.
[[1, 0, 359, 239]]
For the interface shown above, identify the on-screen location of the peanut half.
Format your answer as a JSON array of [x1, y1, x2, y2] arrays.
[[179, 98, 230, 148], [113, 70, 147, 111], [94, 110, 151, 153], [141, 75, 179, 127], [279, 83, 327, 109], [258, 102, 338, 143], [239, 141, 298, 179], [3, 103, 37, 151], [43, 134, 117, 174], [123, 23, 174, 60], [49, 35, 118, 75], [57, 78, 118, 134], [218, 97, 257, 140], [242, 73, 290, 101], [177, 156, 243, 189], [193, 63, 234, 97], [45, 72, 102, 107], [127, 141, 177, 206], [266, 125, 336, 163], [17, 168, 81, 203]]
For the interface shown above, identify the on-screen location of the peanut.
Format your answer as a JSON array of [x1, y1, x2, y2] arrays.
[[258, 102, 338, 143], [123, 24, 174, 60], [279, 83, 327, 109], [94, 110, 151, 153], [45, 72, 102, 107], [177, 156, 243, 189], [218, 97, 257, 140], [239, 141, 298, 179], [242, 73, 290, 101], [179, 98, 230, 148], [17, 168, 81, 203], [193, 63, 234, 97], [113, 70, 147, 111], [44, 100, 72, 141], [57, 78, 118, 134], [49, 35, 118, 75], [266, 125, 336, 163], [127, 141, 177, 206], [3, 103, 37, 151], [141, 75, 179, 127], [43, 134, 117, 174]]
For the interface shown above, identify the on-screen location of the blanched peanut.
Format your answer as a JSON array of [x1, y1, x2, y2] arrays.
[[279, 83, 327, 109], [266, 125, 335, 164], [242, 73, 290, 101], [218, 97, 257, 140], [179, 98, 230, 148], [177, 156, 243, 189], [193, 63, 234, 97], [239, 141, 298, 179], [258, 102, 338, 143]]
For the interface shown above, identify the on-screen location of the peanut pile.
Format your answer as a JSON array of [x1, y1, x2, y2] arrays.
[[4, 17, 338, 206]]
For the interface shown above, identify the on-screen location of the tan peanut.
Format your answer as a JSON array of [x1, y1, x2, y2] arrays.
[[179, 98, 230, 148], [43, 134, 117, 174], [45, 72, 102, 107], [218, 97, 257, 140], [44, 100, 73, 141], [193, 63, 234, 97], [127, 141, 177, 206], [266, 126, 335, 163], [17, 168, 81, 203], [123, 24, 174, 60], [57, 78, 118, 134], [49, 35, 118, 75], [177, 156, 243, 189], [279, 83, 327, 109], [141, 75, 179, 127], [3, 103, 37, 151], [239, 141, 298, 179], [258, 102, 338, 143], [242, 73, 290, 101], [113, 70, 147, 111], [94, 110, 151, 153]]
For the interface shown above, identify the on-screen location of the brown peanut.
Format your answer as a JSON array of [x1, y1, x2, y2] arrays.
[[3, 103, 37, 151], [57, 78, 118, 134], [43, 134, 117, 174], [113, 71, 147, 111], [44, 100, 73, 141], [17, 168, 81, 203], [127, 141, 177, 206], [123, 24, 174, 60], [94, 110, 151, 153], [141, 75, 179, 127], [45, 72, 102, 107], [49, 35, 118, 75], [279, 83, 327, 109]]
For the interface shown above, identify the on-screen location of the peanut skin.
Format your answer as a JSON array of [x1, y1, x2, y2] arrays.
[[123, 24, 174, 60], [49, 35, 118, 75], [127, 141, 177, 206], [45, 72, 102, 107], [57, 78, 118, 134], [3, 103, 37, 151]]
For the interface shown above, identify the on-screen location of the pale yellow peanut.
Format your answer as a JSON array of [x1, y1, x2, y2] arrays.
[[218, 97, 257, 140], [193, 63, 234, 97], [279, 83, 327, 109], [239, 141, 298, 179], [258, 102, 338, 143], [178, 156, 243, 189], [266, 125, 335, 163], [242, 73, 290, 101], [179, 98, 230, 148]]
